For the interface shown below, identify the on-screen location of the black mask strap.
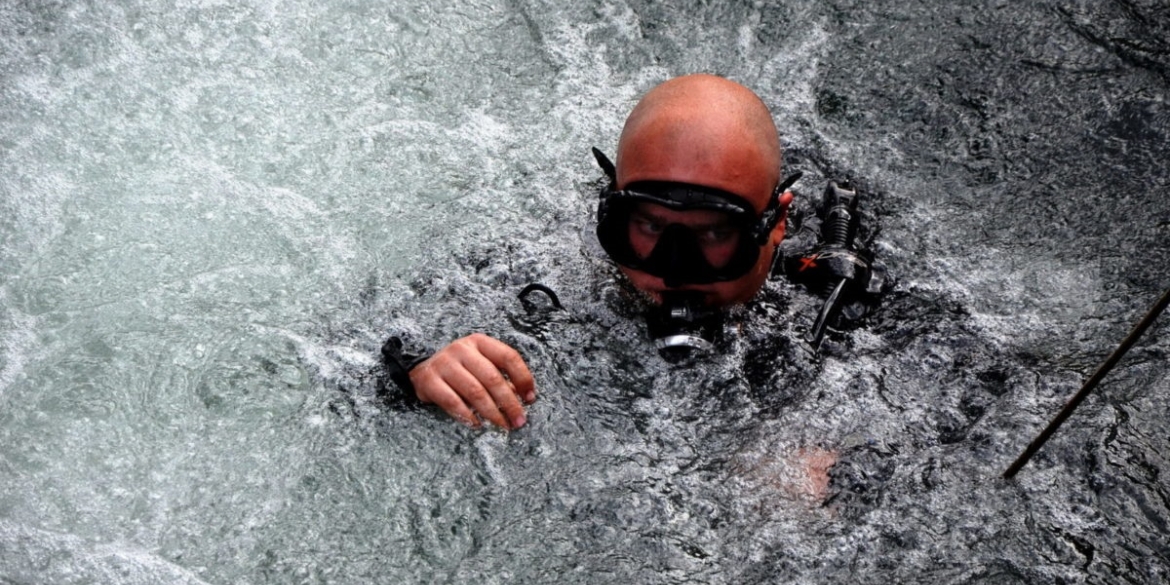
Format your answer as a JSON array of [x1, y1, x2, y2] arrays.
[[755, 171, 803, 243], [592, 147, 617, 183]]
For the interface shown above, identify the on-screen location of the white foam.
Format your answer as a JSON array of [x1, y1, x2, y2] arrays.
[[0, 306, 41, 398], [0, 520, 213, 585]]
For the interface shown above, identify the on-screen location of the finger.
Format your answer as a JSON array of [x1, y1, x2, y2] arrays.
[[470, 335, 536, 404], [415, 372, 482, 429], [459, 351, 528, 429], [443, 363, 512, 429]]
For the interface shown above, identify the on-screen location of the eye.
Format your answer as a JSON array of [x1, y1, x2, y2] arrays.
[[631, 215, 665, 236], [698, 227, 737, 245]]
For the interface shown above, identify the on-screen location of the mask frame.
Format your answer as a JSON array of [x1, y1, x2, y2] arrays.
[[592, 147, 801, 287]]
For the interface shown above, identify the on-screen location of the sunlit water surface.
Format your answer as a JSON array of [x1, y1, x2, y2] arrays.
[[1, 1, 1168, 583]]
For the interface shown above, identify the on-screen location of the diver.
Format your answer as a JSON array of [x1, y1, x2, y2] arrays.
[[382, 74, 889, 431]]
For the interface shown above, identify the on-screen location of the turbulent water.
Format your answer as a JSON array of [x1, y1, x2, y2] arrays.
[[1, 1, 1168, 583]]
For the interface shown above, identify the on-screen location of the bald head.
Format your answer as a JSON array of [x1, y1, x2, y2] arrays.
[[616, 75, 782, 212]]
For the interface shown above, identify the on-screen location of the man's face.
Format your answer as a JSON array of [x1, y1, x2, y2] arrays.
[[618, 199, 788, 307], [610, 75, 788, 306]]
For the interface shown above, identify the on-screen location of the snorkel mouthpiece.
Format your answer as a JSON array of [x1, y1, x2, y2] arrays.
[[646, 291, 724, 361]]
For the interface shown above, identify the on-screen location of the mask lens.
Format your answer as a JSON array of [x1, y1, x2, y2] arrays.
[[627, 202, 743, 269]]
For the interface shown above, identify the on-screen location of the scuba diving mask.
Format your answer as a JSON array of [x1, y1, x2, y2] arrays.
[[592, 148, 801, 287]]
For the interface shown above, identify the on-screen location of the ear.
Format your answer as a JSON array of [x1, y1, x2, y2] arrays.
[[769, 190, 795, 246]]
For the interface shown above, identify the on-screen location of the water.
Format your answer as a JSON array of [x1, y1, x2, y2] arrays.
[[2, 0, 1168, 583]]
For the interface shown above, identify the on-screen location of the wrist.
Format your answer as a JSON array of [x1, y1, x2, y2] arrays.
[[381, 336, 431, 403]]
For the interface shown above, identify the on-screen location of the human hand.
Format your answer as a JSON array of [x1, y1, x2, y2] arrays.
[[409, 333, 535, 430]]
